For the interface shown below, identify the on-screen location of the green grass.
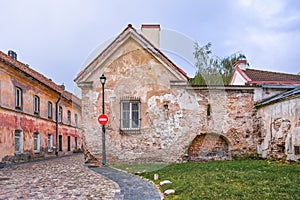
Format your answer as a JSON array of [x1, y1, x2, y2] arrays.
[[113, 162, 168, 174], [114, 160, 300, 200]]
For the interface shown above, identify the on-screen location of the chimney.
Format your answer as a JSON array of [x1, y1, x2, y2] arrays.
[[141, 24, 160, 48], [59, 84, 65, 90], [8, 50, 17, 60], [234, 60, 247, 70]]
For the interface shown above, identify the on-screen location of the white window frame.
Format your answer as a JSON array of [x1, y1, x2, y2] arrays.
[[121, 101, 140, 130], [48, 101, 53, 119], [33, 95, 40, 115], [15, 87, 22, 109], [48, 134, 53, 152], [34, 132, 40, 153], [15, 130, 23, 153]]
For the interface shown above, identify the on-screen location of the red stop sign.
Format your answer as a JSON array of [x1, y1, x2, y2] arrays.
[[98, 114, 108, 125]]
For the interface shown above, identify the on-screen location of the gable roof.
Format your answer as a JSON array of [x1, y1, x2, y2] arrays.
[[0, 51, 81, 106], [255, 86, 300, 107], [74, 24, 189, 83], [244, 68, 300, 84], [230, 63, 300, 85]]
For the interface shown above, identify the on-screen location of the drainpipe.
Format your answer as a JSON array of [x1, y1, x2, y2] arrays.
[[55, 93, 62, 156]]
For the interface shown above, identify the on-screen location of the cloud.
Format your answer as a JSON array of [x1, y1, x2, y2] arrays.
[[236, 0, 300, 29], [224, 0, 300, 73]]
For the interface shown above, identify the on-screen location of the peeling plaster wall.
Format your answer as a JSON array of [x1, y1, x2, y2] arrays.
[[257, 96, 300, 161], [0, 60, 83, 163], [78, 39, 259, 163], [0, 108, 81, 162]]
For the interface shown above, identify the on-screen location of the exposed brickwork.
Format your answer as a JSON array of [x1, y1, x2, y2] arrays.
[[76, 31, 259, 163], [188, 134, 230, 161]]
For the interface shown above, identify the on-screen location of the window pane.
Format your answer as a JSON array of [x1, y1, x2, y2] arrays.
[[122, 102, 130, 111], [34, 96, 39, 113], [131, 102, 139, 128], [15, 130, 21, 152], [48, 134, 52, 151], [59, 107, 63, 122], [132, 102, 139, 111], [122, 102, 130, 129], [122, 111, 130, 128], [121, 101, 140, 130], [15, 88, 22, 108], [34, 133, 39, 151], [48, 102, 52, 118], [132, 111, 139, 128]]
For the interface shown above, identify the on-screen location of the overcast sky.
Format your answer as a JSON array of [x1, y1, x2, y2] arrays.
[[1, 0, 300, 92]]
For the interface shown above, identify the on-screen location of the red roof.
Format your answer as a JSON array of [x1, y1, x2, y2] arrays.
[[0, 51, 81, 106], [243, 68, 300, 85], [74, 24, 189, 82]]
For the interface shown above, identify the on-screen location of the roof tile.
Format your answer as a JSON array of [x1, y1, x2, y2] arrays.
[[244, 68, 300, 83]]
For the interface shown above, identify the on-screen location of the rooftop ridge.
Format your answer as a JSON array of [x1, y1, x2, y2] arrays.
[[0, 51, 81, 106]]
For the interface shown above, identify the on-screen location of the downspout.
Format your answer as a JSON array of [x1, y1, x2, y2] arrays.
[[55, 93, 62, 156]]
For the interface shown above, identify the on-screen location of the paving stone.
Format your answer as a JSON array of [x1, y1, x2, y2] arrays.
[[92, 167, 162, 200], [0, 154, 116, 199]]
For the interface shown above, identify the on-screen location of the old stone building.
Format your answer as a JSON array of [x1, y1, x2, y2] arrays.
[[75, 24, 266, 163], [0, 51, 82, 163], [75, 24, 300, 163], [256, 87, 300, 160]]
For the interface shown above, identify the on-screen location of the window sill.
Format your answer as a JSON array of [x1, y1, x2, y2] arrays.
[[120, 129, 141, 135]]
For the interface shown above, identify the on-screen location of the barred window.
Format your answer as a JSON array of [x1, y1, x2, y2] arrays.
[[121, 100, 140, 130]]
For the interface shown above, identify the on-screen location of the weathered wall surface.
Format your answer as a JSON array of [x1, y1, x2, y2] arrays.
[[0, 57, 82, 163], [0, 108, 81, 162], [78, 38, 259, 163], [257, 96, 300, 161]]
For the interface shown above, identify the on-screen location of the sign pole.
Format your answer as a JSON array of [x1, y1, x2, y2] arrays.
[[100, 74, 107, 167], [98, 114, 108, 165]]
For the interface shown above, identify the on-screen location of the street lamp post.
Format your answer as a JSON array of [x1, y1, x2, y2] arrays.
[[100, 74, 106, 166]]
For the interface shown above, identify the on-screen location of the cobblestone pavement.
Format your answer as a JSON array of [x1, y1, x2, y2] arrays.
[[0, 154, 117, 200], [92, 167, 162, 200]]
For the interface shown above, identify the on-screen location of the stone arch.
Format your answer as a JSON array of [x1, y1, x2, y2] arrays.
[[188, 133, 231, 161]]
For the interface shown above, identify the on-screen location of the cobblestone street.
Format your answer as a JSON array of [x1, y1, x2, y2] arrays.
[[0, 154, 116, 200]]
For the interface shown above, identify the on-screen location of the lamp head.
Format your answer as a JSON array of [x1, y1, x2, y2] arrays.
[[100, 74, 106, 85]]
